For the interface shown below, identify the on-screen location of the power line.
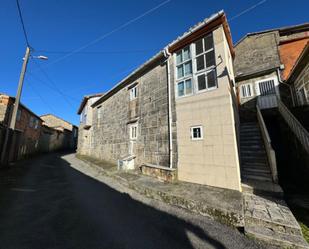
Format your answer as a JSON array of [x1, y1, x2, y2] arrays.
[[30, 59, 77, 108], [41, 0, 171, 69], [228, 0, 267, 22], [33, 48, 158, 55], [16, 0, 30, 47], [25, 80, 57, 113]]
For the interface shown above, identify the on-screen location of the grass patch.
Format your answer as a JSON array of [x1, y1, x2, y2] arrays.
[[299, 222, 309, 243]]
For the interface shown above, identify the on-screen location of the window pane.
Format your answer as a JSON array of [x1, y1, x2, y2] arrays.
[[193, 128, 201, 138], [195, 39, 203, 55], [204, 33, 214, 51], [207, 70, 216, 88], [206, 50, 215, 68], [183, 46, 190, 61], [196, 55, 205, 71], [176, 51, 182, 64], [197, 74, 206, 91], [177, 65, 184, 78], [184, 62, 192, 76], [178, 82, 185, 96], [185, 79, 192, 94]]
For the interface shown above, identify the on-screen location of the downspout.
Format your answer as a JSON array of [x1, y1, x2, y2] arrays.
[[277, 67, 295, 106], [163, 47, 173, 169]]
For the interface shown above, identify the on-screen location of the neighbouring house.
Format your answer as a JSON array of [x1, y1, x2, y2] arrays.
[[234, 23, 309, 110], [40, 114, 78, 150], [77, 11, 242, 191], [77, 93, 104, 156], [0, 93, 43, 161], [286, 42, 309, 106]]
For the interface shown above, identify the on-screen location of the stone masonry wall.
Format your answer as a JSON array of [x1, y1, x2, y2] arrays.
[[234, 32, 281, 77], [89, 58, 177, 168]]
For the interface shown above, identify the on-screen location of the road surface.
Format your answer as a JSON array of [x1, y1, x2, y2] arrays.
[[0, 153, 271, 249]]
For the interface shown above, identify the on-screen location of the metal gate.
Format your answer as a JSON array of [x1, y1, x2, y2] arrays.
[[256, 79, 278, 109]]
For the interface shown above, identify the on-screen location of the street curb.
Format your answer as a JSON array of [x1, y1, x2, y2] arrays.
[[75, 155, 244, 228]]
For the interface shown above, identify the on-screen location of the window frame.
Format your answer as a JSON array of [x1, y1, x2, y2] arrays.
[[129, 123, 138, 140], [194, 33, 216, 74], [174, 31, 217, 98], [190, 125, 203, 140], [16, 109, 22, 122], [240, 83, 253, 98], [130, 85, 138, 101], [175, 46, 193, 81]]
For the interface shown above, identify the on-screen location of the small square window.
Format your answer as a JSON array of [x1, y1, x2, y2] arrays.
[[191, 126, 203, 140]]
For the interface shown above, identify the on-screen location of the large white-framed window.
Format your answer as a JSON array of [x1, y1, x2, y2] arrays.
[[129, 123, 138, 140], [130, 85, 138, 101], [190, 125, 203, 140], [255, 78, 277, 96], [240, 84, 253, 98], [175, 46, 193, 97], [174, 32, 217, 97]]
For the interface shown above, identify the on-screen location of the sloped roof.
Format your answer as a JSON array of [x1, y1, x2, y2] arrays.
[[287, 41, 309, 82], [92, 10, 233, 107], [77, 93, 104, 114]]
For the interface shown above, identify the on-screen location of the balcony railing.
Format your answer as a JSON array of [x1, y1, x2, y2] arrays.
[[277, 97, 309, 154]]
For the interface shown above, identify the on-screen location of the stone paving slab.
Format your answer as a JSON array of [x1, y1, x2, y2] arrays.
[[244, 193, 309, 248]]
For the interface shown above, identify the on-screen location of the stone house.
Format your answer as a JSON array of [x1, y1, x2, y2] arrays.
[[234, 23, 309, 110], [78, 11, 242, 191], [40, 114, 78, 150], [77, 93, 103, 156], [0, 93, 43, 160]]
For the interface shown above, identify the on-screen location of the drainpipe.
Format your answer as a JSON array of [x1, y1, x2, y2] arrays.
[[277, 68, 295, 106], [163, 47, 173, 169]]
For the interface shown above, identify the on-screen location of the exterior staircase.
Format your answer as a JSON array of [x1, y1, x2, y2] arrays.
[[240, 118, 309, 248], [240, 121, 282, 196]]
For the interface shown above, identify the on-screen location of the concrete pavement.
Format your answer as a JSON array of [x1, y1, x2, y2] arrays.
[[0, 153, 274, 249]]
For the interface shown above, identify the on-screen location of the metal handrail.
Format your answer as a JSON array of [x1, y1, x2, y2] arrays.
[[277, 97, 309, 154], [256, 104, 278, 183]]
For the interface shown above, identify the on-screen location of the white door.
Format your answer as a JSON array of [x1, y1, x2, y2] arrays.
[[256, 78, 278, 109]]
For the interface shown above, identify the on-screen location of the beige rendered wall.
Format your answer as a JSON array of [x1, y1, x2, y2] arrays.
[[176, 25, 241, 191]]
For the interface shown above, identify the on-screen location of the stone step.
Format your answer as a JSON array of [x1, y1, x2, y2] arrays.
[[240, 136, 263, 141], [240, 140, 264, 146], [240, 145, 264, 150], [242, 161, 268, 167], [241, 150, 266, 156], [241, 156, 267, 163], [242, 174, 272, 182], [241, 167, 271, 176], [241, 181, 283, 198], [245, 225, 309, 249]]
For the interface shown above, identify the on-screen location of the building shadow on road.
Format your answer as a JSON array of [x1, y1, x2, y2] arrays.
[[0, 152, 230, 249]]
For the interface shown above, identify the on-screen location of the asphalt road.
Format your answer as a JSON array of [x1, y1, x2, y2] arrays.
[[0, 153, 271, 249]]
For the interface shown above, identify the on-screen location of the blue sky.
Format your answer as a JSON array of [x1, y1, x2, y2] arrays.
[[1, 0, 308, 125]]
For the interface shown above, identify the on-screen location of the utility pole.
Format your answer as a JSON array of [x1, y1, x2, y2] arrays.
[[0, 46, 31, 165], [10, 46, 31, 129]]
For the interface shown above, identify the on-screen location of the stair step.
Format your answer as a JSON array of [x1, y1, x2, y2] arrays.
[[241, 150, 266, 156], [245, 225, 308, 249], [242, 161, 268, 167], [241, 157, 267, 163], [242, 167, 271, 174], [240, 145, 264, 150], [242, 175, 272, 182], [241, 180, 283, 197]]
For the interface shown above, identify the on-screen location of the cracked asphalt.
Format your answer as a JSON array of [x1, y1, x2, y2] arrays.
[[0, 153, 273, 249]]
